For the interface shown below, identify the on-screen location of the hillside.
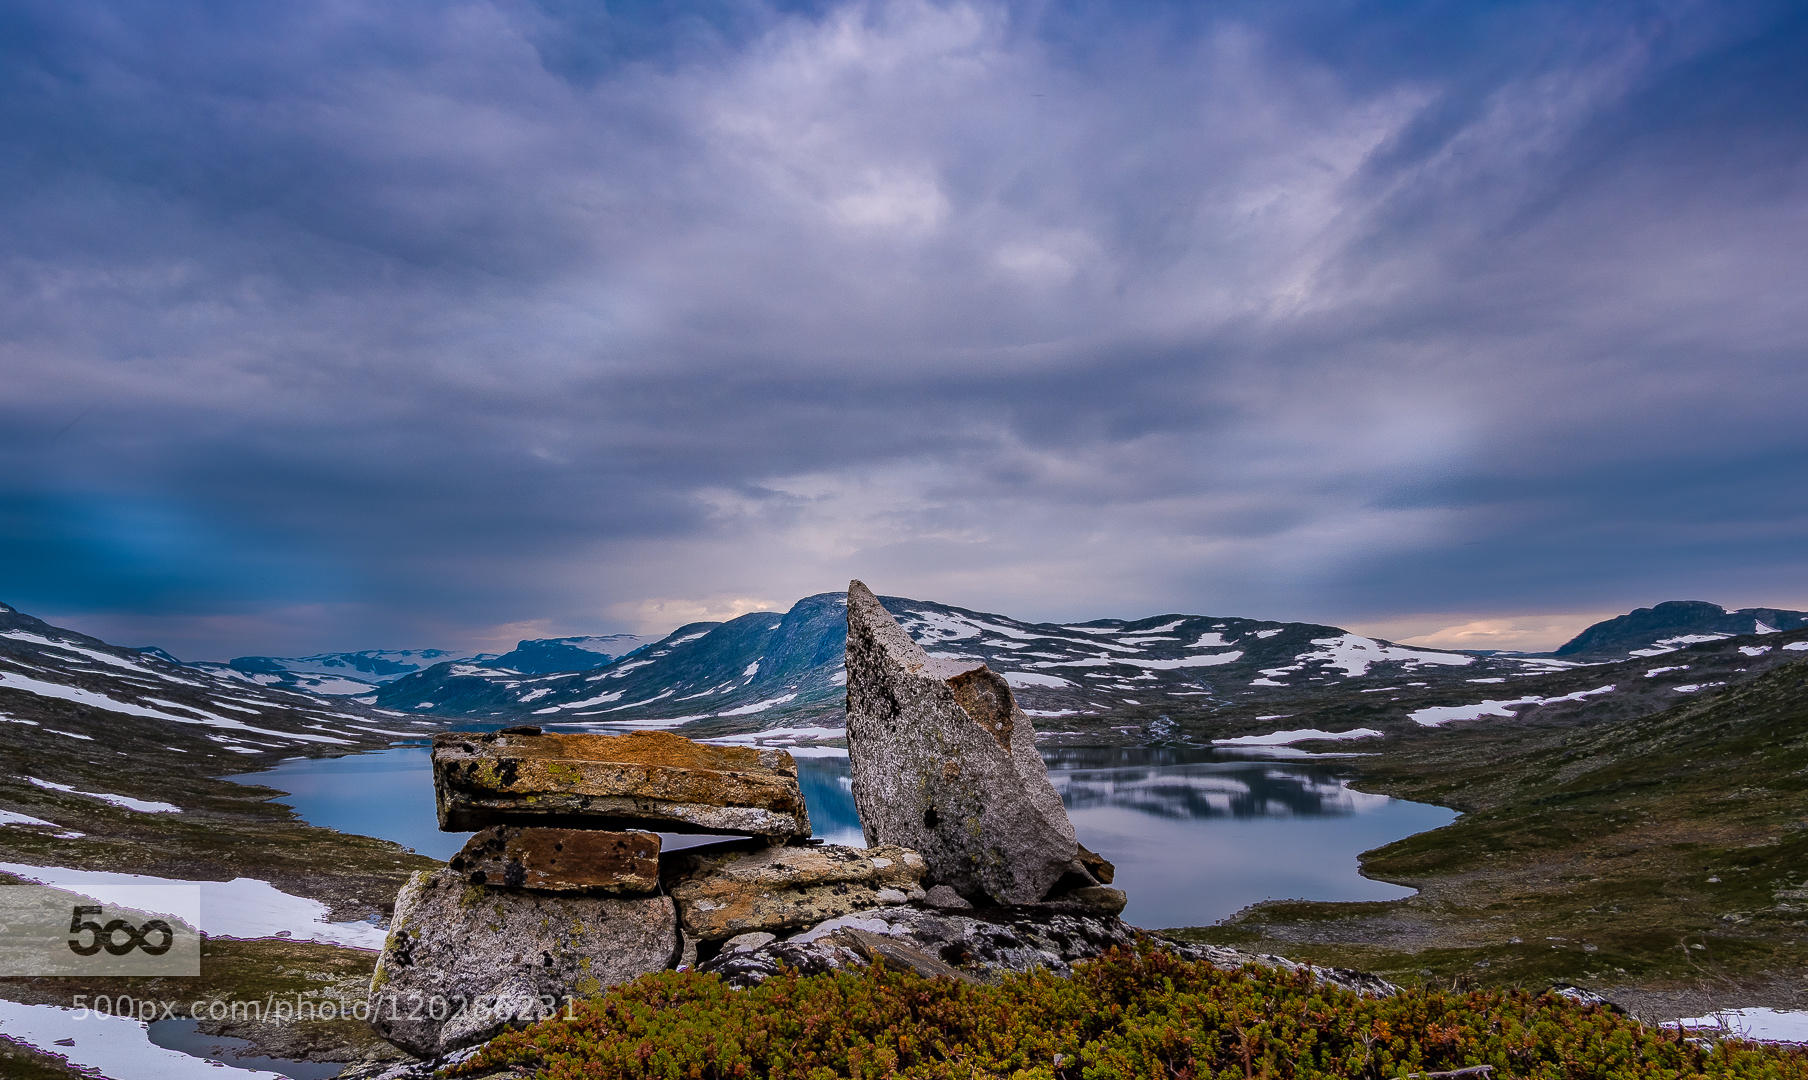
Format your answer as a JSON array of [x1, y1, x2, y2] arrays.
[[1553, 600, 1808, 658], [1192, 647, 1808, 1017]]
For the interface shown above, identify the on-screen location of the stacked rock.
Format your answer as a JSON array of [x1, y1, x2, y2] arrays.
[[369, 727, 930, 1059], [367, 581, 1130, 1062]]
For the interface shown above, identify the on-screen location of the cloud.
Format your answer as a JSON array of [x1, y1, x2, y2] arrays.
[[1, 0, 1805, 654]]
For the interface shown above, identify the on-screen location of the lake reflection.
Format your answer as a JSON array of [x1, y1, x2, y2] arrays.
[[236, 743, 1454, 929]]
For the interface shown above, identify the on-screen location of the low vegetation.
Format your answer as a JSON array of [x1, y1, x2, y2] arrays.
[[1186, 658, 1808, 1013], [450, 946, 1806, 1080]]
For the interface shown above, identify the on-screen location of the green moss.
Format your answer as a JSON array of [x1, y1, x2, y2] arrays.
[[448, 946, 1808, 1080]]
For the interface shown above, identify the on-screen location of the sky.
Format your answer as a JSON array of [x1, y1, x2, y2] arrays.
[[2, 0, 1804, 660]]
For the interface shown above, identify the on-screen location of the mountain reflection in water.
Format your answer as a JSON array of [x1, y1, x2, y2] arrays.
[[796, 745, 1451, 928], [239, 743, 1454, 932]]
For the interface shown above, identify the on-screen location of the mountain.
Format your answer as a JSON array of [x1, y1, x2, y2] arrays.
[[372, 590, 1588, 729], [1553, 600, 1808, 658], [0, 600, 438, 767], [187, 648, 490, 696], [483, 634, 658, 675]]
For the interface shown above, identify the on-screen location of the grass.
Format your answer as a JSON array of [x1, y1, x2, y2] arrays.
[[1175, 659, 1808, 1014]]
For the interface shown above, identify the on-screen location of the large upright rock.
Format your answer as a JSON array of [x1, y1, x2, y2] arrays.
[[432, 729, 810, 839], [844, 580, 1085, 904]]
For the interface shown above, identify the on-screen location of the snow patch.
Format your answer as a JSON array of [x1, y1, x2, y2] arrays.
[[27, 778, 178, 814], [1214, 728, 1383, 746], [0, 863, 387, 948], [1001, 671, 1074, 689], [0, 999, 289, 1079]]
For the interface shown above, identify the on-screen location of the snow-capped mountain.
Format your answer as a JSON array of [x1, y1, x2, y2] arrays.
[[484, 635, 658, 675], [1552, 601, 1808, 659], [189, 648, 491, 696], [372, 591, 1586, 728], [190, 634, 656, 696], [0, 601, 442, 764]]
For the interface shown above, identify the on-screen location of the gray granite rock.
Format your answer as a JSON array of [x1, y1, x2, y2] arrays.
[[664, 840, 927, 941], [696, 904, 1137, 986], [844, 580, 1086, 904], [369, 869, 677, 1057]]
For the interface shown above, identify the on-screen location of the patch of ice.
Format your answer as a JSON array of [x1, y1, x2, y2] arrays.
[[1672, 1007, 1808, 1044], [1214, 728, 1383, 746], [1250, 678, 1285, 687], [1023, 708, 1084, 717], [1630, 633, 1733, 657], [27, 778, 178, 814], [599, 689, 677, 712], [1253, 628, 1283, 639], [1644, 665, 1688, 677], [0, 863, 387, 949], [517, 687, 553, 703], [829, 667, 848, 686], [743, 661, 761, 677], [1139, 620, 1187, 633], [1001, 671, 1074, 689], [717, 693, 799, 717], [1187, 633, 1231, 648], [0, 809, 83, 838], [46, 729, 94, 741], [0, 631, 204, 685], [1739, 645, 1772, 657], [0, 999, 289, 1079], [1304, 635, 1473, 677], [1754, 620, 1779, 635], [1410, 685, 1617, 727], [1786, 641, 1808, 652], [0, 671, 349, 744], [533, 690, 625, 714], [1031, 651, 1243, 671]]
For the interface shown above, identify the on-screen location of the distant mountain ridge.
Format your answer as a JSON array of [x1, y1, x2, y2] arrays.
[[372, 590, 1584, 727], [184, 635, 657, 695], [1554, 600, 1808, 658], [0, 600, 435, 766]]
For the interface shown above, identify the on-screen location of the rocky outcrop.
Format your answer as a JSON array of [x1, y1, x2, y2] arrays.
[[368, 869, 678, 1058], [844, 580, 1095, 905], [432, 728, 810, 839], [375, 727, 819, 1058], [665, 840, 927, 941], [697, 903, 1139, 987], [448, 826, 660, 893]]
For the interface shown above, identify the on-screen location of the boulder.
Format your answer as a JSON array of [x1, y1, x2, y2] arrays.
[[432, 729, 810, 839], [665, 840, 927, 941], [447, 826, 659, 894], [697, 903, 1139, 987], [369, 869, 677, 1058], [844, 580, 1088, 904]]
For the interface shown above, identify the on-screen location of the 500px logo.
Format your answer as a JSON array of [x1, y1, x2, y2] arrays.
[[0, 883, 200, 976], [66, 905, 176, 957]]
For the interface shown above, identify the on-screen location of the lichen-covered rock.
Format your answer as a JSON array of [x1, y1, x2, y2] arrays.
[[665, 840, 927, 941], [432, 729, 809, 839], [844, 580, 1086, 904], [447, 826, 660, 894], [368, 869, 677, 1057], [696, 904, 1138, 987]]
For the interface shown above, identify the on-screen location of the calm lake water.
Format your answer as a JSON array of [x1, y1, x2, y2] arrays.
[[233, 743, 1454, 929]]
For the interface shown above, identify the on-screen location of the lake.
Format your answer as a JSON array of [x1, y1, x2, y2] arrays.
[[233, 742, 1455, 929]]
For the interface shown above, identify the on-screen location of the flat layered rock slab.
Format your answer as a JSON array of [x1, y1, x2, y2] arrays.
[[433, 729, 810, 838], [449, 826, 660, 894], [666, 841, 927, 941], [369, 868, 677, 1058]]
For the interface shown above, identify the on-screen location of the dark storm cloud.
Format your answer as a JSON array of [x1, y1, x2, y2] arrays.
[[1, 0, 1804, 656]]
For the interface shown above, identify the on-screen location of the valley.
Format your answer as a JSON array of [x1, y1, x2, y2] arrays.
[[2, 591, 1807, 1074]]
